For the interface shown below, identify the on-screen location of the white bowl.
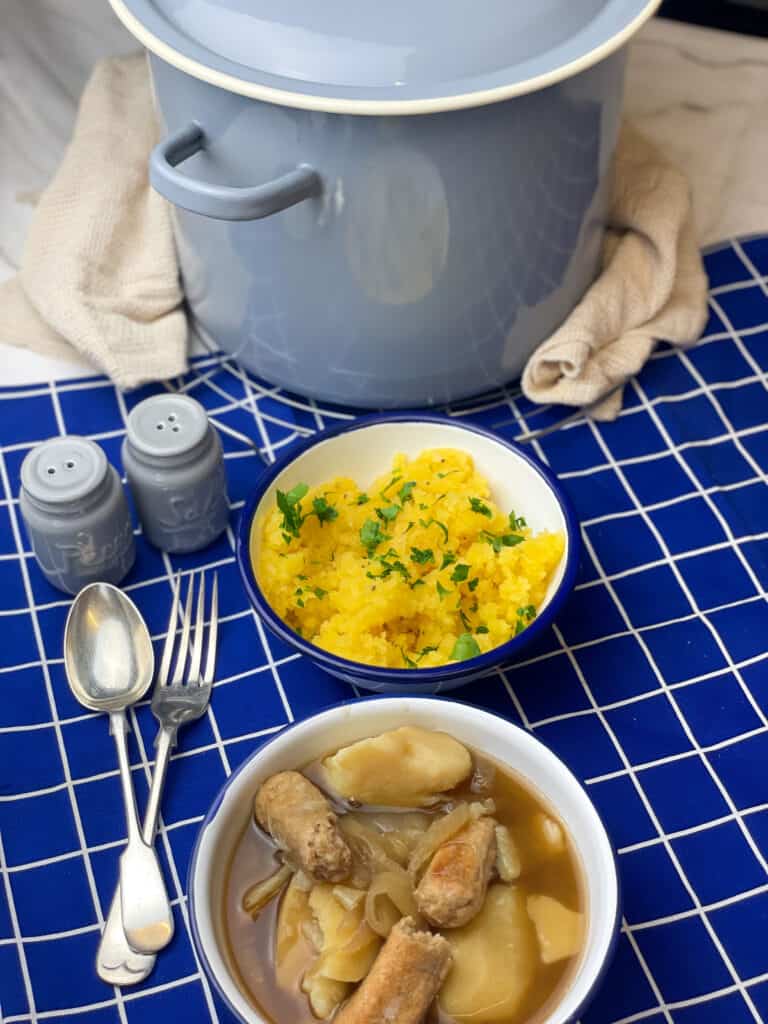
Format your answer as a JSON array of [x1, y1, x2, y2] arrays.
[[237, 414, 580, 691], [188, 697, 620, 1023]]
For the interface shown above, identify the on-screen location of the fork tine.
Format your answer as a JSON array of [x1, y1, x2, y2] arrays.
[[202, 573, 219, 685], [187, 572, 206, 685], [171, 574, 195, 685], [157, 574, 181, 687]]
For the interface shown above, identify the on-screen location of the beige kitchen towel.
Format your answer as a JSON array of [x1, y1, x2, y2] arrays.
[[0, 54, 186, 388], [522, 124, 709, 420]]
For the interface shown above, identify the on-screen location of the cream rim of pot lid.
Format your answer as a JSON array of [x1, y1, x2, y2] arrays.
[[108, 0, 661, 116]]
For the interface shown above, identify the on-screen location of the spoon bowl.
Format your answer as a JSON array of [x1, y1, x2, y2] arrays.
[[64, 582, 173, 955], [64, 582, 154, 712]]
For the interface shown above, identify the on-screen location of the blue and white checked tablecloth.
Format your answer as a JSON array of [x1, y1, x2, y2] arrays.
[[1, 236, 768, 1024]]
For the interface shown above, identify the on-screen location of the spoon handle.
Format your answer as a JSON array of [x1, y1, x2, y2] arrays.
[[96, 727, 177, 983], [110, 711, 174, 955]]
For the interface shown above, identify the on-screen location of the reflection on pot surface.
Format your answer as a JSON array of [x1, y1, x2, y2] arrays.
[[149, 49, 623, 407]]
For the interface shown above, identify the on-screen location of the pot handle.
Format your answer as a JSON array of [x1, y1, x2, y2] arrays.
[[150, 123, 321, 222]]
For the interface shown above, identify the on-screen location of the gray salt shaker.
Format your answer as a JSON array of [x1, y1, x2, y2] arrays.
[[122, 394, 229, 553], [19, 436, 136, 595]]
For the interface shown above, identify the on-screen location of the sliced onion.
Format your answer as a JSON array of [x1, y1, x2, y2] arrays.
[[408, 804, 470, 880], [340, 816, 401, 873], [495, 825, 521, 882], [303, 972, 349, 1019], [469, 798, 496, 819], [332, 886, 365, 911], [294, 870, 314, 892], [365, 868, 418, 937], [242, 863, 293, 917]]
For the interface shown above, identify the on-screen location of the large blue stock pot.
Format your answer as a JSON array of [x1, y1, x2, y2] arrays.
[[108, 0, 660, 407]]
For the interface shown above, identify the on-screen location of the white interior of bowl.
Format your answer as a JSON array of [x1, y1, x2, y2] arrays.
[[191, 698, 618, 1024], [250, 421, 570, 611]]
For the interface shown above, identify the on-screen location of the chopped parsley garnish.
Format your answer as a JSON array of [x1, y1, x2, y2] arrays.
[[481, 530, 525, 553], [468, 497, 492, 518], [436, 581, 450, 601], [294, 583, 327, 605], [401, 643, 439, 668], [437, 469, 460, 479], [451, 633, 481, 661], [312, 496, 338, 526], [379, 474, 402, 498], [297, 574, 308, 581], [410, 547, 435, 565], [468, 577, 479, 592], [450, 564, 470, 583], [419, 517, 449, 542], [509, 510, 527, 530], [514, 605, 536, 635], [376, 504, 401, 522], [398, 481, 417, 504], [356, 493, 370, 505], [410, 579, 426, 589], [405, 521, 415, 533], [366, 548, 411, 582], [440, 551, 457, 570], [418, 502, 429, 511], [360, 518, 386, 556], [400, 648, 418, 669], [476, 625, 489, 634], [276, 482, 308, 540], [459, 610, 472, 631]]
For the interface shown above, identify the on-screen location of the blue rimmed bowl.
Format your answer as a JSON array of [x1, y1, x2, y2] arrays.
[[188, 696, 620, 1024], [236, 414, 579, 692]]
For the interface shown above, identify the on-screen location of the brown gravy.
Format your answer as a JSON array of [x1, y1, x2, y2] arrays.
[[224, 750, 585, 1024]]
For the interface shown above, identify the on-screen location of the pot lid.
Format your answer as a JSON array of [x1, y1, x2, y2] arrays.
[[111, 0, 660, 114]]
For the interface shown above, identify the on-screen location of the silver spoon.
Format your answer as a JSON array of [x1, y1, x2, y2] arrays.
[[64, 582, 174, 955]]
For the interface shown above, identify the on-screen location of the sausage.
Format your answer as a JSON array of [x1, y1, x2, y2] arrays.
[[333, 917, 451, 1024], [254, 771, 352, 882], [415, 817, 496, 928]]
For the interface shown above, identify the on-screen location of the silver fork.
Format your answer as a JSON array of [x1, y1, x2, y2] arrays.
[[96, 570, 219, 986]]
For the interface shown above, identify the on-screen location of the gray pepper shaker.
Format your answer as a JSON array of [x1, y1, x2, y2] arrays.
[[19, 436, 136, 595], [122, 394, 229, 553]]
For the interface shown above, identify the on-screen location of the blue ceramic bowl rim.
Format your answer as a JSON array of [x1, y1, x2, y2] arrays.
[[235, 412, 580, 685], [186, 694, 622, 1024]]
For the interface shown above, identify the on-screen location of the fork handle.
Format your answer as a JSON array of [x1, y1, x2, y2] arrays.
[[143, 727, 176, 845]]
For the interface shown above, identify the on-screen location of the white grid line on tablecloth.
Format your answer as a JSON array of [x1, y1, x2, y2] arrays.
[[507, 377, 765, 1023], [578, 426, 764, 1019], [0, 448, 132, 1024], [1, 239, 768, 1024], [583, 396, 768, 896], [500, 391, 676, 1024]]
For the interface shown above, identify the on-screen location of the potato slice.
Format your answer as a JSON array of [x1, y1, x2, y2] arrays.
[[527, 894, 583, 964], [322, 727, 472, 807], [439, 885, 537, 1022], [309, 884, 381, 983]]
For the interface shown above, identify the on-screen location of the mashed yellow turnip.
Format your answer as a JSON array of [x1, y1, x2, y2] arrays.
[[254, 448, 564, 669]]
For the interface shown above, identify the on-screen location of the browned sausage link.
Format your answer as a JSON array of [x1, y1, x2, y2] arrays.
[[334, 917, 452, 1024], [415, 816, 497, 928], [254, 771, 352, 882]]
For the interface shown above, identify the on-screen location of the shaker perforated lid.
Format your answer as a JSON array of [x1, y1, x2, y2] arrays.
[[21, 436, 108, 505], [126, 394, 210, 459]]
